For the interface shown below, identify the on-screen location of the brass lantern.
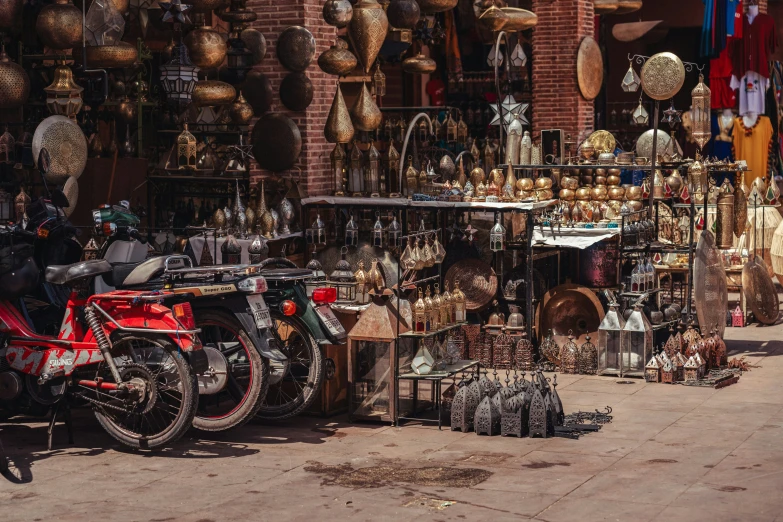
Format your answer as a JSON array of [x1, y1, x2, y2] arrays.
[[365, 141, 380, 197], [354, 259, 370, 304], [349, 141, 364, 196], [329, 246, 357, 303], [387, 212, 401, 248], [452, 280, 466, 322], [176, 123, 197, 169], [489, 213, 505, 252], [387, 139, 400, 197], [44, 65, 83, 118], [373, 62, 385, 97], [159, 42, 201, 110], [413, 287, 427, 333], [345, 213, 359, 246], [691, 74, 712, 150], [331, 143, 346, 196]]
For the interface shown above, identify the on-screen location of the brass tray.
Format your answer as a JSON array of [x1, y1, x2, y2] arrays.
[[535, 283, 604, 345], [576, 36, 603, 102], [444, 258, 497, 312], [742, 255, 780, 325], [694, 230, 728, 338], [588, 130, 616, 155]]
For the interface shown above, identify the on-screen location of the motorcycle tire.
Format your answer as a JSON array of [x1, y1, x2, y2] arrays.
[[192, 310, 269, 432], [256, 312, 323, 421], [92, 333, 198, 450]]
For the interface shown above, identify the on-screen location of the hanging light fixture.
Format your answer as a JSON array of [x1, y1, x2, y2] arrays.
[[621, 60, 641, 92], [331, 143, 346, 196], [487, 43, 503, 68], [387, 212, 401, 248], [373, 62, 386, 98], [490, 213, 505, 252], [44, 64, 83, 118], [631, 97, 649, 126], [345, 213, 359, 246], [691, 73, 712, 151], [372, 212, 386, 247], [365, 141, 381, 197], [159, 41, 200, 111], [509, 42, 527, 67], [661, 101, 682, 129], [306, 213, 327, 245]]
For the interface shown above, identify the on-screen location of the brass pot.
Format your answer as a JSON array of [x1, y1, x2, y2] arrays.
[[575, 187, 592, 200], [607, 174, 621, 186], [322, 0, 353, 28], [192, 80, 236, 107], [666, 169, 683, 196], [417, 0, 457, 14], [0, 0, 23, 31], [251, 113, 302, 172], [607, 200, 623, 214], [625, 185, 643, 200], [500, 7, 537, 31], [535, 177, 553, 189], [325, 83, 354, 144], [580, 175, 593, 186], [470, 167, 485, 186], [0, 47, 29, 109], [349, 0, 389, 73], [227, 91, 254, 125], [488, 168, 505, 187], [560, 176, 579, 190], [349, 82, 381, 131], [626, 200, 644, 212], [516, 177, 534, 191], [279, 72, 313, 111], [536, 188, 554, 201], [594, 175, 607, 186], [594, 168, 606, 177], [277, 26, 316, 72], [185, 25, 227, 70], [478, 5, 508, 32], [401, 53, 436, 74], [78, 42, 138, 68], [559, 188, 575, 201], [597, 152, 615, 165], [36, 0, 82, 50], [607, 167, 621, 177], [115, 96, 137, 124], [608, 186, 625, 200], [591, 186, 608, 201], [318, 39, 357, 76], [387, 0, 419, 29], [580, 143, 595, 161]]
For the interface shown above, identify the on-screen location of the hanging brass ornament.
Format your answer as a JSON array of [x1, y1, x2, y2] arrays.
[[349, 0, 389, 74], [690, 74, 712, 150], [417, 0, 457, 14], [322, 0, 353, 28], [36, 0, 82, 50], [386, 0, 419, 29], [0, 0, 22, 32], [0, 45, 29, 109], [240, 28, 267, 64], [45, 65, 84, 118], [403, 53, 437, 76], [277, 26, 316, 72], [78, 41, 138, 68], [631, 98, 649, 125], [280, 72, 314, 111], [350, 82, 382, 131], [192, 80, 236, 107], [325, 82, 354, 144], [227, 91, 254, 125], [622, 61, 641, 92], [185, 22, 228, 70], [251, 113, 302, 172], [641, 52, 685, 101], [318, 38, 358, 76], [716, 188, 735, 249], [478, 5, 508, 32]]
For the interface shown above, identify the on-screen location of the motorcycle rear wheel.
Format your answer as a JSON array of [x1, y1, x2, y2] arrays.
[[91, 333, 198, 450], [256, 312, 323, 421], [192, 310, 269, 432]]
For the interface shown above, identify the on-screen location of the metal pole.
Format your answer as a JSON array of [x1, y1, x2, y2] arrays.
[[526, 211, 534, 343], [648, 101, 660, 219]]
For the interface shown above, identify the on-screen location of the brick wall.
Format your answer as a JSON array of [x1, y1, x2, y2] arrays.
[[530, 0, 595, 144], [246, 0, 335, 196]]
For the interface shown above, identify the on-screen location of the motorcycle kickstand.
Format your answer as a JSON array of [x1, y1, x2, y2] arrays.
[[47, 400, 74, 451]]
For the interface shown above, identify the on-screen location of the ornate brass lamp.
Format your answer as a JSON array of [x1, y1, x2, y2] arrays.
[[44, 65, 83, 118], [690, 74, 711, 150], [176, 123, 197, 169], [365, 141, 381, 197], [331, 143, 346, 196]]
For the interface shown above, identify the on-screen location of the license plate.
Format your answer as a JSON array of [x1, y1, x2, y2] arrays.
[[315, 304, 344, 337], [246, 295, 272, 329]]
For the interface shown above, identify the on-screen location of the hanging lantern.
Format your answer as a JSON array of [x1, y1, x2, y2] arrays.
[[329, 246, 357, 303], [306, 213, 327, 245], [349, 141, 364, 196], [372, 212, 386, 247], [413, 287, 427, 333], [452, 280, 466, 322], [331, 143, 346, 196], [445, 112, 458, 142], [44, 64, 83, 118], [304, 246, 327, 297], [621, 61, 641, 92], [490, 213, 505, 252], [176, 123, 197, 169], [345, 213, 359, 246], [373, 62, 386, 97], [387, 139, 400, 197], [365, 141, 381, 197], [631, 98, 649, 126], [387, 212, 401, 248], [457, 113, 468, 145], [509, 43, 527, 67], [597, 302, 626, 376], [0, 129, 14, 164], [487, 43, 503, 68], [159, 42, 200, 110], [691, 74, 712, 150]]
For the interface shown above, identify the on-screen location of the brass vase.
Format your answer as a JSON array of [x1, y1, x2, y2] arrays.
[[0, 46, 29, 109], [185, 24, 228, 70], [36, 0, 82, 50], [115, 96, 137, 124], [349, 82, 381, 132], [227, 91, 254, 125], [256, 180, 274, 239], [325, 83, 355, 144], [348, 0, 388, 73], [318, 39, 357, 76]]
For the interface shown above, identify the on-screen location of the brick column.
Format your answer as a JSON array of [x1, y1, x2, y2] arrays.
[[530, 0, 595, 143], [246, 0, 335, 196]]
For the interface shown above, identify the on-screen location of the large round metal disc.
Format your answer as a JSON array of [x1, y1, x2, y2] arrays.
[[742, 256, 780, 325], [694, 230, 728, 338], [276, 26, 316, 72], [62, 176, 78, 218], [32, 115, 87, 184], [241, 71, 274, 115], [444, 258, 497, 312], [536, 283, 605, 345], [576, 36, 603, 101], [588, 130, 616, 154], [279, 72, 313, 112], [641, 51, 685, 100], [635, 128, 672, 159], [251, 113, 302, 172]]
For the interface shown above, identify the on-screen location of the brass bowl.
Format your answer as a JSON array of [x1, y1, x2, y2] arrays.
[[560, 176, 579, 190], [634, 156, 649, 165], [79, 42, 138, 68], [318, 38, 357, 76], [580, 175, 593, 186], [36, 0, 82, 50], [185, 25, 227, 70], [478, 5, 508, 32], [595, 167, 606, 177], [608, 186, 625, 200], [597, 152, 616, 165], [575, 187, 592, 200], [401, 53, 436, 74], [607, 174, 622, 186], [535, 177, 552, 189], [516, 177, 534, 191], [559, 188, 575, 201], [591, 186, 608, 201], [192, 80, 236, 107], [417, 0, 457, 14], [626, 185, 643, 200], [500, 7, 537, 31]]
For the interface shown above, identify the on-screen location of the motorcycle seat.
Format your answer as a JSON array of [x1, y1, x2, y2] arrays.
[[110, 257, 168, 288], [45, 259, 113, 285]]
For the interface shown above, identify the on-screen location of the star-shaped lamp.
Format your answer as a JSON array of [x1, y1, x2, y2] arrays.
[[661, 102, 682, 129], [160, 0, 191, 25], [490, 95, 528, 127]]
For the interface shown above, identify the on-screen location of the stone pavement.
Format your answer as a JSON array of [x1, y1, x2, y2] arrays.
[[1, 323, 783, 521]]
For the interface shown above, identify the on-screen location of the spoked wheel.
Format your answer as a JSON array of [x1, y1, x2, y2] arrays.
[[256, 312, 323, 421], [90, 334, 198, 450], [193, 311, 269, 432]]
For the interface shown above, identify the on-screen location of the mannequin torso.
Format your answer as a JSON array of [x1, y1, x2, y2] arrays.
[[743, 111, 759, 128]]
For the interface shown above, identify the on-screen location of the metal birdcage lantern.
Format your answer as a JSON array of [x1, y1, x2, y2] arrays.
[[387, 212, 401, 248], [176, 123, 197, 169], [597, 302, 627, 376], [684, 355, 699, 381], [365, 141, 381, 197], [691, 74, 712, 150], [331, 143, 346, 196], [445, 112, 458, 142], [387, 140, 400, 197], [328, 246, 357, 304], [631, 98, 649, 126], [306, 213, 327, 245], [515, 335, 534, 371], [371, 212, 386, 247], [671, 350, 686, 381], [489, 213, 505, 252], [345, 213, 359, 246], [413, 287, 427, 333], [349, 141, 364, 196], [304, 247, 327, 297], [578, 335, 598, 375], [560, 331, 579, 374], [373, 62, 385, 98], [452, 280, 466, 322], [732, 305, 744, 327], [527, 380, 549, 438], [621, 61, 641, 92], [620, 303, 653, 377], [645, 354, 661, 382], [0, 129, 13, 164], [493, 333, 514, 369], [354, 260, 370, 304], [661, 357, 674, 384], [451, 378, 481, 432], [160, 42, 200, 110]]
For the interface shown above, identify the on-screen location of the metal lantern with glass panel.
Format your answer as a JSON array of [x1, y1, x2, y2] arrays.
[[691, 74, 712, 150], [387, 140, 400, 197], [0, 188, 11, 221], [331, 143, 346, 196], [387, 212, 401, 249], [329, 246, 357, 304], [620, 302, 653, 377], [160, 40, 200, 110], [304, 246, 327, 297], [373, 62, 385, 98], [345, 213, 359, 246], [597, 302, 626, 376], [365, 141, 381, 197], [349, 141, 363, 195], [371, 212, 386, 247], [44, 64, 83, 118], [631, 98, 649, 126], [306, 213, 327, 245], [490, 213, 505, 252], [347, 289, 411, 422], [452, 280, 466, 322]]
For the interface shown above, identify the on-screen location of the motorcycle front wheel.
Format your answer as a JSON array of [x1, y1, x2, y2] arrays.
[[256, 312, 323, 421], [193, 310, 269, 432], [91, 334, 198, 450]]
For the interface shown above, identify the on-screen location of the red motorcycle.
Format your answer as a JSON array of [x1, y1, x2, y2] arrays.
[[0, 249, 205, 450]]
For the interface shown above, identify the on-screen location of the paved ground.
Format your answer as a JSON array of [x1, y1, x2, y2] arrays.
[[1, 323, 782, 521]]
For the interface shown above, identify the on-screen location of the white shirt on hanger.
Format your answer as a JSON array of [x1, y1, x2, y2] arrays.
[[730, 71, 769, 116]]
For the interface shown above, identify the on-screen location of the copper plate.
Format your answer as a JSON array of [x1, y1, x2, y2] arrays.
[[635, 128, 671, 158], [588, 130, 616, 154], [444, 258, 497, 312], [536, 284, 604, 345], [641, 52, 685, 101], [742, 255, 780, 326], [277, 26, 316, 72], [694, 230, 728, 338], [251, 113, 301, 172], [576, 36, 603, 101], [279, 72, 313, 112]]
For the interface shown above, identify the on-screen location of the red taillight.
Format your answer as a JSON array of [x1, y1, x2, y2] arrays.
[[102, 222, 116, 236], [280, 300, 297, 316], [312, 287, 337, 304], [172, 302, 196, 330]]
